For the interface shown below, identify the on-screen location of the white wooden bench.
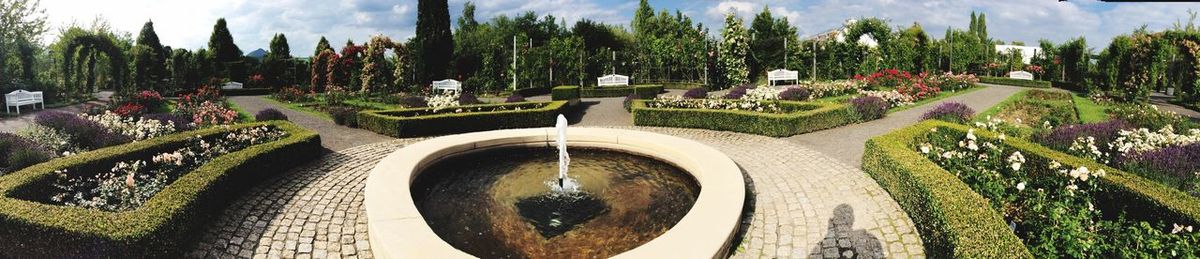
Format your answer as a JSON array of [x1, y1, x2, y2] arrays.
[[597, 74, 630, 87], [221, 82, 244, 90], [5, 90, 44, 114], [431, 79, 462, 92], [767, 69, 799, 86], [1007, 71, 1033, 80]]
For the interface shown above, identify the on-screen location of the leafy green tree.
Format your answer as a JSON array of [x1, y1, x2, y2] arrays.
[[415, 0, 454, 84], [134, 20, 168, 91], [719, 12, 750, 87], [0, 0, 47, 89], [749, 6, 797, 79], [263, 33, 291, 88], [314, 36, 332, 57]]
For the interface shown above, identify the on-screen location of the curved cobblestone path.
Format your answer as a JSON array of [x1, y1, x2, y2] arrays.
[[188, 127, 922, 258]]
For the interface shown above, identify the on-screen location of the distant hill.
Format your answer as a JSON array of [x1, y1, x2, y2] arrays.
[[246, 48, 267, 59]]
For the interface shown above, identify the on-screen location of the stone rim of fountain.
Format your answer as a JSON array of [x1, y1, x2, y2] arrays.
[[364, 127, 746, 259]]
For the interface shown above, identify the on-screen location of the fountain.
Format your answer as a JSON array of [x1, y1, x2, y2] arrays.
[[365, 125, 745, 258]]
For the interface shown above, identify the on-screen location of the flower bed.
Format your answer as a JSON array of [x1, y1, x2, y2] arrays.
[[630, 98, 859, 137], [357, 101, 569, 137], [979, 76, 1052, 88], [0, 121, 321, 257], [863, 120, 1200, 257]]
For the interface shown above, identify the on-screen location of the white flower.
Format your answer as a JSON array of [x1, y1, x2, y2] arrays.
[[919, 144, 931, 154], [966, 141, 979, 151], [1016, 182, 1026, 191], [966, 129, 977, 141]]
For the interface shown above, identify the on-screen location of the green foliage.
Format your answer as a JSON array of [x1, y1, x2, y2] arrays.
[[262, 33, 292, 88], [719, 12, 751, 87], [133, 20, 167, 92], [415, 0, 454, 84], [551, 85, 580, 100], [630, 100, 858, 137], [313, 36, 332, 57], [979, 76, 1051, 88], [357, 101, 568, 138], [0, 121, 320, 257], [749, 6, 798, 79], [361, 35, 395, 93], [207, 18, 242, 80]]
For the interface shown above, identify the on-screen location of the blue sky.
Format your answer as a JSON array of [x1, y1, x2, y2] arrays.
[[39, 0, 1200, 56]]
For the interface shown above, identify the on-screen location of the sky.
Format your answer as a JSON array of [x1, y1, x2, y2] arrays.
[[36, 0, 1200, 57]]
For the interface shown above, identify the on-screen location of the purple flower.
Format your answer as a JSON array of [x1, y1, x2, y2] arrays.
[[459, 92, 483, 105], [723, 84, 753, 99], [920, 102, 974, 123], [0, 133, 53, 171], [35, 111, 130, 149], [400, 96, 428, 108], [683, 88, 709, 99], [1119, 143, 1200, 181], [778, 87, 811, 101], [1037, 120, 1132, 151], [254, 109, 289, 122], [851, 96, 888, 120], [143, 113, 194, 131], [505, 94, 527, 103]]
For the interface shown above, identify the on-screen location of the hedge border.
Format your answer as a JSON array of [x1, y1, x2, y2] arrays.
[[579, 85, 663, 98], [979, 76, 1051, 88], [630, 100, 858, 137], [863, 120, 1200, 258], [0, 121, 322, 257], [551, 85, 580, 101], [513, 87, 550, 97], [357, 101, 569, 138], [220, 88, 273, 96]]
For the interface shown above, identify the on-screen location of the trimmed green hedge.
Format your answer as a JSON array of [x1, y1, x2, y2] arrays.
[[863, 120, 1200, 258], [220, 88, 273, 96], [551, 85, 580, 101], [0, 121, 322, 258], [514, 87, 550, 97], [630, 100, 858, 137], [579, 85, 664, 98], [357, 101, 569, 138], [979, 76, 1051, 88]]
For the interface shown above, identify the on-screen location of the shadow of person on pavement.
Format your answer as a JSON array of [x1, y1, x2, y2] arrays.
[[810, 204, 885, 259]]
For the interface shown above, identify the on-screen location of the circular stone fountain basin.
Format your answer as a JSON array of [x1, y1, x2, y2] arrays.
[[365, 128, 745, 258]]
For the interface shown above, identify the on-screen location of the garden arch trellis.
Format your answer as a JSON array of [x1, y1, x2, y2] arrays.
[[62, 34, 127, 96]]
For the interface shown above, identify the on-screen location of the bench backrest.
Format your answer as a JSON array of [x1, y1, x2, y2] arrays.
[[767, 69, 799, 81], [1007, 71, 1033, 80], [431, 79, 462, 92], [5, 90, 42, 103], [222, 82, 244, 90], [597, 74, 630, 87]]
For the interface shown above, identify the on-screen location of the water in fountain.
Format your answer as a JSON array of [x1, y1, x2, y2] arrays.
[[549, 114, 578, 193]]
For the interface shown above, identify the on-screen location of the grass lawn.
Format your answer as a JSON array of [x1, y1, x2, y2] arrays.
[[888, 85, 988, 113], [261, 97, 333, 121], [225, 100, 255, 122], [974, 89, 1029, 122], [1072, 93, 1111, 123]]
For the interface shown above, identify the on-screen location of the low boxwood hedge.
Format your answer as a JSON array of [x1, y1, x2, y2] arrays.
[[630, 100, 858, 137], [863, 120, 1200, 258], [979, 76, 1051, 88], [580, 85, 663, 98], [0, 121, 322, 258], [551, 85, 580, 101], [220, 88, 273, 96], [357, 101, 569, 138], [514, 87, 550, 97]]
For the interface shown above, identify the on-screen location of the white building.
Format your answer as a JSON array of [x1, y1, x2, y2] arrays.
[[994, 45, 1042, 64]]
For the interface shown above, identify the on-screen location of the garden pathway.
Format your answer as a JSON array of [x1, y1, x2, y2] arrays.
[[1150, 92, 1200, 120], [227, 96, 393, 151], [0, 91, 113, 134], [188, 127, 924, 259], [789, 84, 1025, 165]]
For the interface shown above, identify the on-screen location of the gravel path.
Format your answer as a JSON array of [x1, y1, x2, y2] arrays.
[[789, 84, 1025, 165], [189, 127, 923, 258], [0, 91, 113, 134], [1150, 92, 1200, 120], [227, 96, 393, 151]]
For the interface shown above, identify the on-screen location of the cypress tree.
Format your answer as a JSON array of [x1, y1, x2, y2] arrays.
[[269, 33, 291, 59], [314, 36, 332, 57], [415, 0, 454, 84], [977, 13, 988, 41], [208, 18, 242, 80], [265, 33, 292, 87], [632, 0, 654, 36], [135, 20, 168, 91], [969, 12, 978, 35]]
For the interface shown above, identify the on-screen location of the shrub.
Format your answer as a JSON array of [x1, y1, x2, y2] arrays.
[[630, 100, 858, 137], [329, 107, 360, 128], [0, 121, 321, 257], [552, 86, 581, 100], [1120, 144, 1200, 187], [514, 87, 550, 97], [505, 94, 527, 103], [850, 96, 888, 121], [459, 92, 483, 105], [399, 96, 428, 108], [978, 76, 1051, 88], [723, 84, 752, 99], [255, 108, 289, 121], [323, 86, 351, 107], [920, 102, 974, 123], [111, 102, 146, 117], [778, 87, 810, 101], [132, 90, 164, 110], [623, 94, 636, 112], [273, 86, 313, 103], [1110, 105, 1194, 131], [683, 87, 708, 99], [34, 112, 129, 150], [357, 101, 568, 138]]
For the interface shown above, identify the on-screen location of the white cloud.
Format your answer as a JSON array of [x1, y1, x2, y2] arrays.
[[706, 1, 757, 22]]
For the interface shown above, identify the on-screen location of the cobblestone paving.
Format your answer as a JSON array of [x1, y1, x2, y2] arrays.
[[191, 127, 922, 258], [187, 140, 419, 259]]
